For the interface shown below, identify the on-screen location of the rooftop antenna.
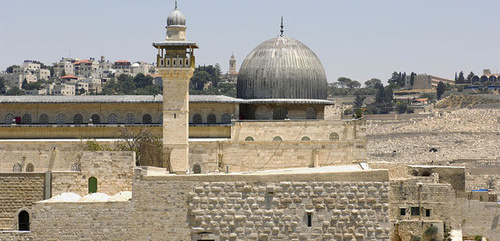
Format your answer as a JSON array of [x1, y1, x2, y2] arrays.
[[280, 16, 284, 37]]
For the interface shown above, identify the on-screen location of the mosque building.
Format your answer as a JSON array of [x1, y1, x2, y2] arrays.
[[0, 4, 496, 241]]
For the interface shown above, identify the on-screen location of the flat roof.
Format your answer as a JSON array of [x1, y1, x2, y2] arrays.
[[0, 95, 332, 105]]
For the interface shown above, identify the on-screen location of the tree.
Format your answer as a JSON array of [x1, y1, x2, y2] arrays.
[[375, 84, 385, 103], [190, 71, 211, 90], [457, 71, 465, 84], [388, 71, 404, 89], [436, 81, 445, 100], [5, 65, 19, 73], [364, 78, 381, 88], [0, 77, 5, 93], [486, 176, 496, 190], [466, 71, 475, 84], [384, 87, 393, 104], [410, 72, 416, 86], [353, 95, 365, 109], [337, 77, 352, 89], [346, 80, 361, 89], [133, 73, 153, 89], [6, 87, 24, 95]]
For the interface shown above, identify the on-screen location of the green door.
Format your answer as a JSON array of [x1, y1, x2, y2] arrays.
[[88, 177, 97, 193]]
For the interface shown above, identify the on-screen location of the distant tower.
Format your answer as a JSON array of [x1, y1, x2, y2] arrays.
[[153, 2, 198, 174], [229, 53, 238, 75]]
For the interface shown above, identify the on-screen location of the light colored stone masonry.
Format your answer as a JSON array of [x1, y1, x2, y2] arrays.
[[31, 169, 391, 241], [0, 173, 45, 230]]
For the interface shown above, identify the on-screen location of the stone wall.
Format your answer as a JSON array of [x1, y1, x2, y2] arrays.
[[32, 169, 391, 240], [0, 173, 45, 230], [452, 199, 500, 241], [32, 202, 133, 240], [189, 140, 367, 173], [389, 177, 455, 223], [51, 151, 135, 196], [232, 120, 365, 142]]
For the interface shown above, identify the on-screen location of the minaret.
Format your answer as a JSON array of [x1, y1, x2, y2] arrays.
[[229, 53, 237, 75], [153, 2, 198, 174]]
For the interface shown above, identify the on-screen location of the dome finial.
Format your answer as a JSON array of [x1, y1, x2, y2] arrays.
[[174, 0, 178, 9], [280, 16, 284, 37]]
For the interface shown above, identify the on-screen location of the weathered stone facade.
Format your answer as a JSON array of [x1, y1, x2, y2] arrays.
[[30, 169, 392, 241], [0, 173, 45, 230]]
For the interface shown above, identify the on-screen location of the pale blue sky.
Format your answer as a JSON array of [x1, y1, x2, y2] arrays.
[[1, 0, 499, 83]]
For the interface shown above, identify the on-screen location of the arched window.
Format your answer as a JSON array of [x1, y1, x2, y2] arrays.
[[245, 136, 254, 141], [71, 163, 81, 171], [306, 107, 317, 119], [273, 108, 288, 120], [88, 177, 98, 193], [21, 114, 32, 124], [193, 163, 201, 174], [18, 210, 29, 231], [489, 76, 497, 82], [480, 75, 488, 83], [56, 113, 66, 124], [5, 114, 14, 124], [39, 114, 49, 124], [329, 132, 340, 141], [207, 114, 216, 124], [221, 113, 231, 123], [273, 136, 283, 141], [26, 163, 34, 172], [301, 136, 311, 141], [13, 163, 22, 172], [125, 113, 135, 124], [108, 113, 118, 124], [73, 114, 83, 124], [143, 114, 152, 124], [91, 114, 100, 124], [193, 114, 202, 124]]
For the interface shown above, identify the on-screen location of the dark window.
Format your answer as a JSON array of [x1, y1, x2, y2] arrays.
[[125, 113, 135, 124], [193, 114, 202, 124], [5, 114, 14, 124], [411, 207, 420, 216], [306, 107, 317, 119], [143, 114, 152, 124], [221, 113, 231, 123], [18, 211, 29, 231], [329, 132, 340, 141], [39, 114, 49, 124], [108, 113, 118, 124], [301, 136, 311, 141], [400, 208, 406, 216], [56, 113, 66, 124], [193, 163, 201, 174], [273, 136, 283, 141], [91, 114, 100, 124], [21, 114, 32, 124], [73, 114, 83, 124], [13, 163, 22, 173], [88, 177, 98, 193], [207, 114, 216, 124], [425, 209, 431, 217], [307, 213, 312, 227], [26, 163, 34, 172], [245, 136, 254, 141], [273, 107, 288, 120]]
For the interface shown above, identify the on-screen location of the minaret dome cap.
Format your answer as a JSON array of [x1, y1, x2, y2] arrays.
[[167, 2, 186, 27]]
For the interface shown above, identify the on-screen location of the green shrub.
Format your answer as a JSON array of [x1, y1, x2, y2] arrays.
[[425, 225, 439, 236]]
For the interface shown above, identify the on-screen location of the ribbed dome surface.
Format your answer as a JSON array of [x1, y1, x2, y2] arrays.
[[237, 36, 327, 99], [167, 8, 186, 26]]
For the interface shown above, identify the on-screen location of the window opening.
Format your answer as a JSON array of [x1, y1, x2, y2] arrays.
[[88, 177, 98, 193]]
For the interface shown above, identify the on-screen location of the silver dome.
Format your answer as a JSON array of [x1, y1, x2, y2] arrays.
[[167, 6, 186, 26], [237, 36, 327, 99]]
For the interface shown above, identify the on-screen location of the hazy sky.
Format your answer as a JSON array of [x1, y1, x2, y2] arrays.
[[1, 0, 500, 83]]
